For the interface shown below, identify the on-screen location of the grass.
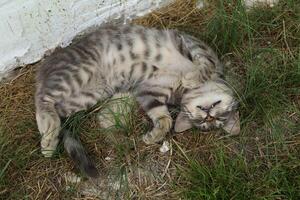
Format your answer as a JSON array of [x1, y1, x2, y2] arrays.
[[0, 0, 299, 199], [177, 148, 300, 199], [166, 1, 300, 199]]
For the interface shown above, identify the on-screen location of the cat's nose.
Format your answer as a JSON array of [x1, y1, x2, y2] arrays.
[[206, 115, 215, 122]]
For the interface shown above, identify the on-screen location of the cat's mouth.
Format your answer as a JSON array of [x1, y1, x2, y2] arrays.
[[193, 116, 223, 132], [194, 121, 213, 129], [196, 124, 215, 132]]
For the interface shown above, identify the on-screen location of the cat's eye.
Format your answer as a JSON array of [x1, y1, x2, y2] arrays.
[[216, 117, 227, 121], [197, 105, 204, 110], [211, 100, 221, 108], [216, 111, 231, 121]]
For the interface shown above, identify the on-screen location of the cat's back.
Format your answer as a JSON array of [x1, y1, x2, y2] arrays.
[[36, 24, 195, 92], [37, 25, 173, 75]]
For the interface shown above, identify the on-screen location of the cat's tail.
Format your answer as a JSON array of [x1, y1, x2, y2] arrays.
[[62, 129, 99, 178]]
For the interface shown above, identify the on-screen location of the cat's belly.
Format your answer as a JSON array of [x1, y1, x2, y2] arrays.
[[54, 91, 102, 117]]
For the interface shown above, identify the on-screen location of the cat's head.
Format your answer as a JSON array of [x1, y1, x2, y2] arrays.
[[175, 80, 240, 135]]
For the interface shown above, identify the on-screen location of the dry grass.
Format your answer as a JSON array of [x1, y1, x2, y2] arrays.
[[0, 61, 214, 199], [1, 0, 299, 199]]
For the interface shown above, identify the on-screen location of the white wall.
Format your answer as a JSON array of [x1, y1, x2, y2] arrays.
[[0, 0, 279, 77], [0, 0, 172, 74]]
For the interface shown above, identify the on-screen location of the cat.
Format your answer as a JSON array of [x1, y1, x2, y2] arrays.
[[35, 25, 240, 177]]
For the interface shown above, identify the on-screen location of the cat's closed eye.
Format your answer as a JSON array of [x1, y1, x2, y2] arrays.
[[211, 100, 221, 108], [217, 111, 231, 118], [196, 100, 221, 111], [197, 105, 205, 110], [216, 117, 227, 121]]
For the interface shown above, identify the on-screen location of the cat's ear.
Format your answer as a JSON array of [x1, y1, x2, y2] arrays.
[[174, 112, 193, 132], [222, 111, 240, 135], [182, 70, 202, 89]]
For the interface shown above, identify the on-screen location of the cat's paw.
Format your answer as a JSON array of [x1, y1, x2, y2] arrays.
[[143, 116, 172, 144], [41, 136, 59, 157], [193, 54, 203, 65], [143, 128, 166, 144], [193, 53, 213, 68]]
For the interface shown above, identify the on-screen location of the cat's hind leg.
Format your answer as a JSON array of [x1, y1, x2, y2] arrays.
[[35, 96, 61, 157]]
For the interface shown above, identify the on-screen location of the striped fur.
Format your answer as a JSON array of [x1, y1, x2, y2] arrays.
[[35, 25, 239, 177]]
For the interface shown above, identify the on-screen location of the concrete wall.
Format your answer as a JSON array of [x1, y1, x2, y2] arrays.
[[0, 0, 172, 74], [0, 0, 278, 76]]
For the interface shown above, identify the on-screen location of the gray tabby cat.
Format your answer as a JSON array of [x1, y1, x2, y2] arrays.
[[35, 25, 240, 177]]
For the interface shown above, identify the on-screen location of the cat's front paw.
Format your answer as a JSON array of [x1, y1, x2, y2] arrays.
[[193, 53, 213, 67], [143, 116, 172, 144], [143, 128, 166, 144], [41, 136, 59, 157], [193, 54, 203, 65]]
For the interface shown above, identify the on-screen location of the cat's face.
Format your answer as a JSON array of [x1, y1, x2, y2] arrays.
[[175, 81, 240, 135]]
